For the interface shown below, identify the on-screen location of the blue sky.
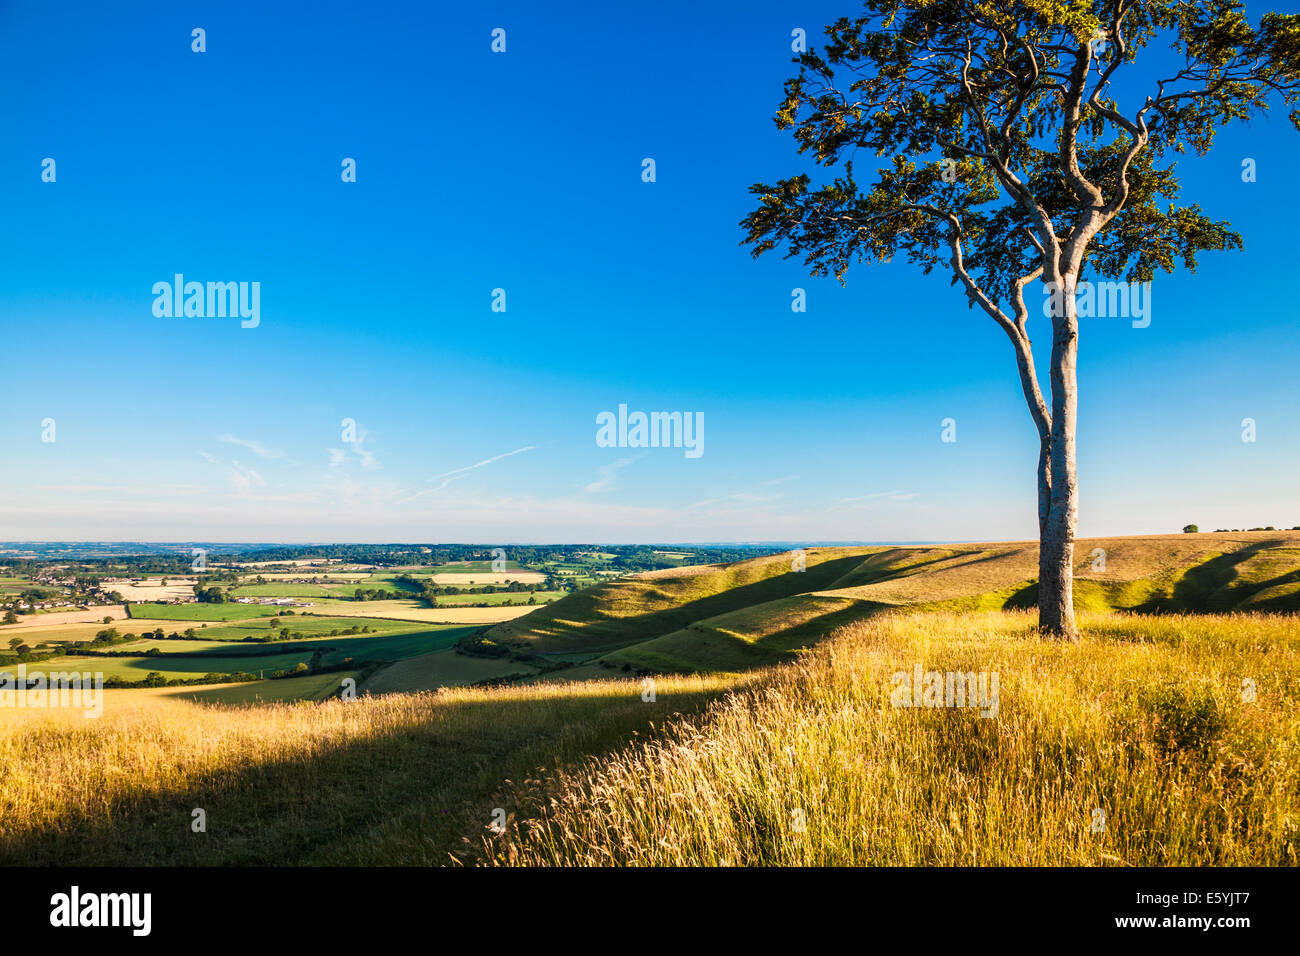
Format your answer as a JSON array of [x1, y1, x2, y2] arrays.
[[1, 0, 1297, 543]]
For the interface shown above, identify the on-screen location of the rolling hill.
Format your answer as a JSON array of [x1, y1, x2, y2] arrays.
[[7, 532, 1297, 867], [479, 530, 1300, 678]]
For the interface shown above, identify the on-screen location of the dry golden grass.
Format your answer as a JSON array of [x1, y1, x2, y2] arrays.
[[428, 571, 546, 586], [5, 546, 1298, 867], [101, 579, 197, 602], [302, 601, 538, 623], [485, 609, 1300, 866], [0, 618, 179, 643], [7, 605, 129, 628], [0, 673, 741, 865]]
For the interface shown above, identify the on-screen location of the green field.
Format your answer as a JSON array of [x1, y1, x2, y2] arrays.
[[356, 575, 424, 593], [112, 638, 236, 654], [173, 670, 362, 704], [227, 583, 343, 597], [128, 602, 284, 621], [362, 648, 536, 693], [45, 625, 479, 681], [113, 615, 410, 643], [296, 597, 434, 616], [432, 590, 563, 606], [51, 651, 315, 681]]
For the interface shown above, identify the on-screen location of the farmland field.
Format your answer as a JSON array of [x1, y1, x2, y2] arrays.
[[431, 590, 563, 606], [111, 638, 238, 654], [299, 600, 538, 623], [0, 618, 179, 644], [128, 602, 287, 621], [39, 625, 478, 681], [428, 571, 546, 586], [102, 579, 196, 602], [227, 583, 343, 597], [239, 572, 369, 582], [104, 615, 408, 644], [354, 575, 424, 593], [8, 606, 129, 627], [47, 651, 319, 681]]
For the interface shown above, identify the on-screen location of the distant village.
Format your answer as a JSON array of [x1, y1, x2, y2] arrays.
[[2, 566, 322, 614]]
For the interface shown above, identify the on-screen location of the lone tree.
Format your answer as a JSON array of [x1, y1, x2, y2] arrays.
[[743, 0, 1300, 638]]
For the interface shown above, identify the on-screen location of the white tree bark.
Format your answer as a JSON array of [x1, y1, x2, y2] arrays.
[[1038, 275, 1081, 639]]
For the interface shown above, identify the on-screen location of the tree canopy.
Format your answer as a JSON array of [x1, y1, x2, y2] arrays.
[[743, 0, 1300, 311], [742, 0, 1300, 637]]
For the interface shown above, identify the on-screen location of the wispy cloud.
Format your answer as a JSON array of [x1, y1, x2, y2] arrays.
[[218, 434, 285, 460], [583, 457, 634, 494], [838, 490, 917, 503], [229, 461, 265, 496], [686, 475, 794, 510], [328, 446, 379, 470], [830, 490, 918, 512], [686, 490, 777, 510], [399, 446, 536, 503], [199, 449, 267, 497], [328, 422, 380, 471]]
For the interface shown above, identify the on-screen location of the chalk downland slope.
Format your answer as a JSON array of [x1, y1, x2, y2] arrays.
[[482, 548, 884, 656], [481, 531, 1300, 678]]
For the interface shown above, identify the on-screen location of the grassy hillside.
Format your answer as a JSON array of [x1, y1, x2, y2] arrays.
[[486, 609, 1300, 866], [0, 672, 739, 865], [4, 532, 1296, 867], [482, 549, 881, 655], [484, 531, 1300, 680]]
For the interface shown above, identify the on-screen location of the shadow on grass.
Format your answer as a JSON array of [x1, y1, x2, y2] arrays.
[[72, 627, 480, 676], [0, 682, 729, 867], [1153, 538, 1296, 612], [996, 538, 1300, 615], [495, 553, 875, 652]]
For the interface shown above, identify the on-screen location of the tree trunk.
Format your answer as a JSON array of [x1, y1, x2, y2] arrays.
[[1039, 283, 1081, 640], [1036, 436, 1050, 538]]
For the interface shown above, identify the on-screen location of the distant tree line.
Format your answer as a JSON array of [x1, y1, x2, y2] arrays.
[[1184, 524, 1299, 533]]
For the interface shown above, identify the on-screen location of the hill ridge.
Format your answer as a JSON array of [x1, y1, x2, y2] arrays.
[[477, 531, 1300, 680]]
